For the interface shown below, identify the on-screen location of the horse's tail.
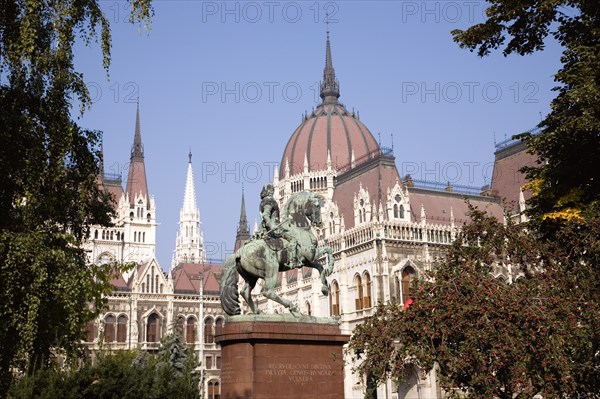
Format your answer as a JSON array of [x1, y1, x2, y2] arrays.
[[219, 254, 240, 315]]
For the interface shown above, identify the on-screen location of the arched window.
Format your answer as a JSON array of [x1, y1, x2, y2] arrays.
[[134, 232, 137, 242], [110, 231, 114, 240], [186, 316, 197, 344], [117, 315, 127, 343], [215, 317, 224, 336], [207, 380, 221, 399], [355, 274, 364, 310], [330, 281, 340, 316], [305, 301, 312, 316], [85, 321, 95, 342], [399, 205, 405, 219], [147, 313, 159, 342], [204, 317, 214, 344], [94, 230, 98, 239], [104, 315, 116, 342], [401, 266, 416, 305], [363, 272, 372, 308], [102, 230, 106, 240], [393, 204, 399, 218], [176, 317, 185, 336]]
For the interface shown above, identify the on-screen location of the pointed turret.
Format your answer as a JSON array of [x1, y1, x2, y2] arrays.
[[125, 103, 149, 205], [234, 187, 251, 251], [173, 151, 205, 269], [320, 31, 340, 104]]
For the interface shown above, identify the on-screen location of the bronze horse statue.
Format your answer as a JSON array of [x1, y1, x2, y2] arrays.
[[220, 191, 334, 317]]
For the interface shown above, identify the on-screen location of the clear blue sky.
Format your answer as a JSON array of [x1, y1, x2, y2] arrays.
[[75, 1, 562, 270]]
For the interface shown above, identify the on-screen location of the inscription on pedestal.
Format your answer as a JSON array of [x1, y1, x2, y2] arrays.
[[263, 362, 334, 384]]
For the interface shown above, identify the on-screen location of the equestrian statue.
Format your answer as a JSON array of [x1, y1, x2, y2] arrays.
[[220, 186, 334, 317]]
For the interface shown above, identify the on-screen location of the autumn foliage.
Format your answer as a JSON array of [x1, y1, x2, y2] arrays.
[[348, 208, 600, 398]]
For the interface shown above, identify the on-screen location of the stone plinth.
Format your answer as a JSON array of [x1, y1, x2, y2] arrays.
[[215, 315, 349, 399]]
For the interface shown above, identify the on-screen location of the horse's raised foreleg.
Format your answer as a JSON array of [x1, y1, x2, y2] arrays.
[[261, 273, 300, 317], [311, 245, 334, 296]]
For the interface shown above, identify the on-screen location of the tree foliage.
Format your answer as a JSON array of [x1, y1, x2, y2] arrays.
[[348, 3, 600, 397], [348, 208, 600, 398], [452, 0, 600, 232], [0, 0, 152, 395], [8, 341, 200, 399]]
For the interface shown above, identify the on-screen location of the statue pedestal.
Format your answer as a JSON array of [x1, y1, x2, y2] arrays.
[[215, 315, 349, 399]]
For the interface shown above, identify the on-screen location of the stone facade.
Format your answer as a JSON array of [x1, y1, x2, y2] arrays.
[[83, 109, 225, 399]]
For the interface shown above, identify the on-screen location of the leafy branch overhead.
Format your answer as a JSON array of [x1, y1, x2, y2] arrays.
[[0, 0, 153, 396]]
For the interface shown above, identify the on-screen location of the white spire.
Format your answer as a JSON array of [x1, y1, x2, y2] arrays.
[[173, 151, 205, 269], [183, 152, 197, 213]]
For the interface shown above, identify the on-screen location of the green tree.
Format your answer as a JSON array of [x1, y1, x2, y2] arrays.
[[0, 0, 152, 395], [451, 0, 600, 232], [348, 208, 600, 398], [8, 344, 200, 399]]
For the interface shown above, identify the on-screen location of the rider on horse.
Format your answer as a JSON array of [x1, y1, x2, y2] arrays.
[[256, 184, 300, 268]]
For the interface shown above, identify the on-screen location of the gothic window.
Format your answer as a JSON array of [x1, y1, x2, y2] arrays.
[[207, 380, 221, 399], [104, 315, 116, 342], [204, 317, 214, 344], [85, 321, 95, 342], [147, 313, 159, 342], [216, 356, 221, 370], [206, 356, 213, 369], [186, 316, 197, 344], [305, 301, 311, 316], [393, 204, 399, 218], [176, 317, 185, 336], [400, 205, 405, 219], [116, 232, 120, 241], [215, 317, 224, 335], [141, 283, 145, 293], [401, 266, 416, 305], [354, 274, 364, 310], [147, 213, 151, 222], [134, 232, 137, 242], [330, 280, 340, 316], [191, 225, 194, 237], [94, 230, 98, 239], [117, 315, 127, 343], [143, 232, 146, 242], [102, 230, 106, 240], [363, 272, 372, 308], [146, 274, 150, 293]]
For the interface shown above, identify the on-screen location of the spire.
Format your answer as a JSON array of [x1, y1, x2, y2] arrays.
[[234, 186, 251, 251], [320, 30, 340, 104], [173, 151, 205, 268], [125, 103, 149, 204], [182, 151, 198, 214], [131, 101, 144, 158]]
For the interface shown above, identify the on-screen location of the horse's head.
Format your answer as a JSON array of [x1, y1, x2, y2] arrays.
[[305, 193, 324, 228], [284, 192, 324, 229]]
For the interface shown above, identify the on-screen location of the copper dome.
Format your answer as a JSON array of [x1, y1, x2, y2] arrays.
[[279, 32, 379, 179], [280, 103, 379, 178]]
